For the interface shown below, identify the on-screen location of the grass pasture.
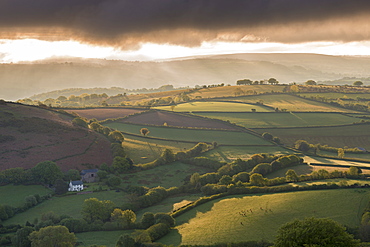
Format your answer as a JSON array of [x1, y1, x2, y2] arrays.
[[195, 112, 359, 128], [253, 124, 370, 150], [222, 94, 353, 112], [155, 101, 272, 112], [0, 185, 52, 207], [123, 136, 194, 163], [4, 190, 128, 225], [204, 146, 293, 163], [135, 194, 202, 219], [105, 122, 271, 146], [122, 162, 213, 188], [159, 189, 370, 245]]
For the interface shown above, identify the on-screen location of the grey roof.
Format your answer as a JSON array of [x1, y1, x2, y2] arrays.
[[81, 169, 99, 175], [71, 180, 83, 185]]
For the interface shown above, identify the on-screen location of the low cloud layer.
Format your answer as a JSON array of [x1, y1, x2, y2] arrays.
[[1, 0, 370, 48]]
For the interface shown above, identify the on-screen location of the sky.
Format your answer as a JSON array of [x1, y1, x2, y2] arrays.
[[1, 0, 370, 62]]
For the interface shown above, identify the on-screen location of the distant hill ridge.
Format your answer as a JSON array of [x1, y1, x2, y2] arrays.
[[1, 53, 370, 101]]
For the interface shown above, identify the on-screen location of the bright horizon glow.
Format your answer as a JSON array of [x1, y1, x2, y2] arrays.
[[1, 39, 370, 63]]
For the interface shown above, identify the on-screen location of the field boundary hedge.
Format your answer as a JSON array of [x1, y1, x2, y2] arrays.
[[309, 162, 370, 170], [251, 121, 370, 130], [170, 185, 370, 219]]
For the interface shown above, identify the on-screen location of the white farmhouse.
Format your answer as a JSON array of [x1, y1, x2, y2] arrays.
[[68, 180, 83, 192]]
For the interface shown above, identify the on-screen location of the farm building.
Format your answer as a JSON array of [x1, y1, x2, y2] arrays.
[[81, 169, 99, 183], [68, 181, 83, 192]]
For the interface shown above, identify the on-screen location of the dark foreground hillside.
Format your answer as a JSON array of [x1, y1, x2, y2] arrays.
[[0, 102, 113, 171]]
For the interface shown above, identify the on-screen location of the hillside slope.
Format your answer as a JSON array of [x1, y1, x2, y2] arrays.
[[0, 102, 113, 171]]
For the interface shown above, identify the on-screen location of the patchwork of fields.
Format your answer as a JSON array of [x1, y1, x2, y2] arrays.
[[195, 112, 360, 128], [3, 86, 370, 247], [222, 94, 355, 112], [104, 122, 272, 146], [255, 124, 370, 150]]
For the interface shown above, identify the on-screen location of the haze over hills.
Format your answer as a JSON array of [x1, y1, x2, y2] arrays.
[[1, 53, 370, 101]]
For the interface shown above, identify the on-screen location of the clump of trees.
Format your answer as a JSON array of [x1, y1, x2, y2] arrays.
[[294, 140, 365, 155], [274, 217, 359, 247]]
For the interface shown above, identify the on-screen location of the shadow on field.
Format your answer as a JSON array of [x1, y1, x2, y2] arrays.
[[216, 150, 231, 162], [175, 201, 216, 225], [158, 229, 183, 246]]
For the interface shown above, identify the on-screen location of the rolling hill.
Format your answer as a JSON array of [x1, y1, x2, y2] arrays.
[[0, 102, 113, 171], [3, 53, 370, 101]]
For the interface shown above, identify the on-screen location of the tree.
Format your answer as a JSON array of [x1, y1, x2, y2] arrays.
[[140, 128, 150, 136], [305, 80, 317, 85], [31, 161, 63, 185], [111, 156, 132, 173], [12, 226, 34, 247], [236, 79, 252, 85], [111, 208, 136, 228], [190, 172, 201, 188], [348, 166, 362, 178], [262, 132, 273, 141], [140, 212, 155, 229], [107, 176, 121, 187], [72, 117, 88, 128], [81, 198, 115, 222], [66, 169, 80, 181], [116, 234, 135, 247], [108, 130, 125, 142], [29, 225, 76, 247], [274, 217, 359, 247], [249, 173, 266, 186], [295, 140, 310, 152], [285, 169, 299, 182], [218, 175, 233, 185], [232, 172, 250, 183], [251, 163, 272, 176], [268, 78, 279, 85], [353, 81, 363, 86], [338, 148, 345, 159], [54, 179, 68, 195]]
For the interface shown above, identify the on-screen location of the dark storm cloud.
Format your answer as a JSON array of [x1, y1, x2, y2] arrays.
[[1, 0, 370, 47]]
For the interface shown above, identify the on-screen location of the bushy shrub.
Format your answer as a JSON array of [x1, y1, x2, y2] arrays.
[[251, 163, 272, 176], [146, 223, 171, 241]]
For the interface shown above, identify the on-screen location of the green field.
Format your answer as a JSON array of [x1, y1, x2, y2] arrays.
[[298, 93, 370, 100], [254, 124, 370, 151], [76, 230, 133, 247], [159, 189, 370, 245], [123, 136, 195, 164], [187, 85, 286, 99], [0, 185, 52, 207], [136, 194, 201, 220], [222, 94, 352, 112], [105, 122, 271, 146], [155, 101, 272, 112], [4, 190, 127, 225], [204, 146, 293, 163], [122, 162, 213, 188], [195, 112, 359, 128]]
